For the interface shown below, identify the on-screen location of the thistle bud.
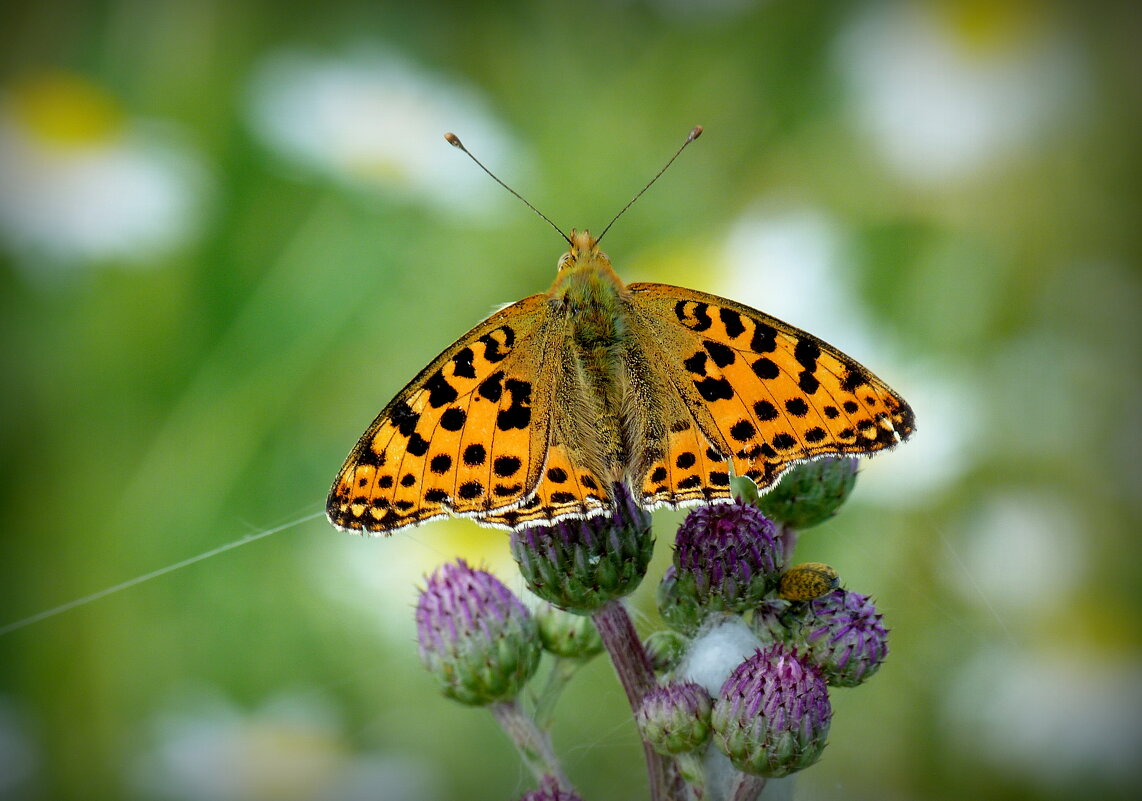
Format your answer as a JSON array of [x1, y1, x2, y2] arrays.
[[536, 603, 603, 660], [778, 562, 840, 602], [711, 643, 832, 777], [796, 589, 889, 687], [510, 484, 653, 614], [672, 500, 785, 612], [758, 456, 859, 529], [415, 559, 541, 706], [656, 565, 705, 635], [643, 629, 689, 674], [750, 599, 791, 644], [636, 681, 713, 755]]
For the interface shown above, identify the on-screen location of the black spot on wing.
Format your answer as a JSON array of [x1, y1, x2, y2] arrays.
[[406, 433, 430, 457], [704, 340, 736, 368], [751, 321, 777, 353], [683, 351, 707, 376], [798, 371, 820, 394], [730, 420, 757, 441], [391, 401, 419, 437], [496, 379, 532, 431], [794, 339, 821, 372], [478, 326, 515, 363], [463, 443, 487, 466], [695, 376, 734, 402], [458, 481, 485, 500], [357, 445, 386, 467], [675, 300, 713, 332], [785, 398, 809, 417], [754, 400, 778, 421], [804, 427, 827, 443], [451, 347, 477, 379], [425, 369, 458, 408], [479, 372, 504, 403], [841, 367, 868, 393], [440, 407, 466, 431], [719, 308, 745, 339], [494, 455, 521, 477], [751, 357, 780, 380]]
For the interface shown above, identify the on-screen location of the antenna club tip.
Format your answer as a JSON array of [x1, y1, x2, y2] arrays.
[[444, 132, 463, 148], [688, 125, 704, 142]]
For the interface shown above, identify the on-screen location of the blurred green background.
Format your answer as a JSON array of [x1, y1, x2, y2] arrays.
[[1, 1, 1139, 799]]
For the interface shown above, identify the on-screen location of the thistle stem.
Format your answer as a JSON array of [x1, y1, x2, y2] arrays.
[[489, 699, 572, 792], [729, 772, 767, 801], [592, 600, 681, 801], [532, 656, 581, 729]]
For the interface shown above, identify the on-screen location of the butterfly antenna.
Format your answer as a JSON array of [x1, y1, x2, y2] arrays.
[[444, 133, 571, 246], [596, 125, 703, 244]]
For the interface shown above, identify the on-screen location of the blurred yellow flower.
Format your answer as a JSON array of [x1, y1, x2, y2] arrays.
[[0, 71, 206, 270]]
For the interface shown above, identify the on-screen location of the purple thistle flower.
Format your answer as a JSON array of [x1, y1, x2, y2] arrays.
[[712, 642, 832, 778], [800, 589, 889, 687], [416, 559, 540, 706], [636, 681, 713, 755], [672, 500, 785, 612], [510, 483, 653, 614]]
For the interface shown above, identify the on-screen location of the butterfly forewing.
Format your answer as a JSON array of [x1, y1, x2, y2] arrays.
[[625, 283, 915, 507], [327, 294, 558, 533]]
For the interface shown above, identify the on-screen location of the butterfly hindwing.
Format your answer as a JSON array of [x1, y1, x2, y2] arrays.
[[480, 440, 610, 528], [625, 283, 915, 507], [327, 294, 558, 533]]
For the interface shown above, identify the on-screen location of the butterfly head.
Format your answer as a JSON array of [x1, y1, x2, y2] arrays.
[[553, 229, 625, 297]]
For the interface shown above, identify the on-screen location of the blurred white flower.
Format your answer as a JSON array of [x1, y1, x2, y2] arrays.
[[0, 71, 206, 271], [836, 0, 1084, 184], [945, 647, 1142, 793], [246, 48, 518, 216], [721, 201, 975, 504], [947, 490, 1086, 622], [131, 690, 439, 801]]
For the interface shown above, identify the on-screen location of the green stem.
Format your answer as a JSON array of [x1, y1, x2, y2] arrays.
[[489, 699, 572, 792], [533, 656, 581, 729]]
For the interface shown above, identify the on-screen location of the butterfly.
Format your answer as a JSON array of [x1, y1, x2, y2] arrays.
[[328, 132, 914, 535]]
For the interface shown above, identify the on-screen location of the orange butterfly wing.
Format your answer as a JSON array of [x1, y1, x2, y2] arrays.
[[624, 283, 915, 508], [479, 440, 610, 528], [327, 294, 561, 534]]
